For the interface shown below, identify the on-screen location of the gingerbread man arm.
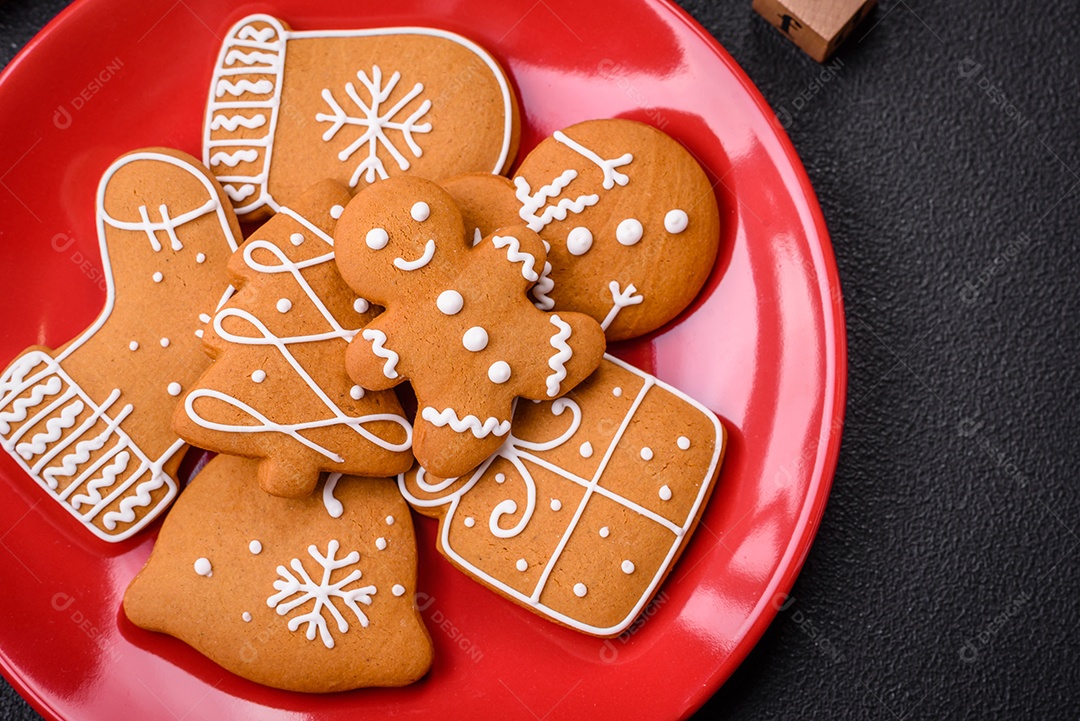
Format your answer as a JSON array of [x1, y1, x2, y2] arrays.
[[472, 225, 549, 293], [516, 309, 606, 403], [345, 312, 408, 391]]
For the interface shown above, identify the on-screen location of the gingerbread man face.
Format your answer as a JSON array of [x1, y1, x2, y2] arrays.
[[335, 177, 606, 478]]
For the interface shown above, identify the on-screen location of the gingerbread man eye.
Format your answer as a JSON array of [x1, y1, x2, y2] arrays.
[[615, 218, 643, 246], [366, 227, 389, 250], [664, 209, 688, 234], [566, 227, 594, 256], [410, 201, 430, 222]]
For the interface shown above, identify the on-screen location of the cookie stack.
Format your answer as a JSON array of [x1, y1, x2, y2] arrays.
[[0, 13, 726, 692]]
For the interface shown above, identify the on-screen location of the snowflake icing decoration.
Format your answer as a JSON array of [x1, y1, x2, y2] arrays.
[[316, 65, 433, 187], [267, 540, 376, 649]]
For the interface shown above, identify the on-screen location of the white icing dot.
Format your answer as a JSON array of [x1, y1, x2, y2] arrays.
[[289, 232, 305, 246], [550, 498, 562, 511], [599, 526, 610, 538], [678, 436, 691, 450], [495, 473, 506, 484], [128, 341, 138, 351], [462, 326, 488, 352], [375, 537, 387, 550], [640, 446, 654, 461], [349, 385, 365, 400], [613, 387, 623, 397], [251, 370, 266, 383], [276, 298, 292, 313], [160, 337, 170, 348], [167, 382, 182, 397], [249, 540, 262, 554], [664, 209, 689, 234], [366, 227, 389, 250], [385, 515, 395, 525], [464, 517, 476, 527], [353, 297, 370, 313], [516, 558, 528, 572], [616, 218, 643, 246], [659, 484, 673, 501], [579, 441, 594, 458], [437, 289, 464, 315], [330, 204, 345, 219], [488, 360, 511, 384], [573, 583, 588, 598], [194, 558, 212, 577], [242, 612, 252, 622], [196, 253, 206, 263], [392, 584, 406, 597], [410, 201, 430, 221], [566, 226, 593, 256], [199, 313, 211, 323], [195, 329, 204, 338], [152, 271, 163, 283], [621, 559, 636, 574]]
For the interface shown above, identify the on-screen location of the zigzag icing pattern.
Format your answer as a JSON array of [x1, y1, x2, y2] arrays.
[[0, 376, 61, 434], [70, 450, 130, 511], [420, 407, 511, 439], [209, 149, 260, 167], [210, 114, 267, 131], [215, 79, 274, 98], [15, 400, 83, 460], [362, 328, 400, 379], [102, 468, 167, 530], [544, 314, 573, 397], [224, 49, 278, 66], [492, 235, 539, 282]]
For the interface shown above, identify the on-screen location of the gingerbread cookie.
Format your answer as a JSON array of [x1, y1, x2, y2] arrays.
[[399, 354, 726, 637], [204, 13, 520, 220], [0, 149, 240, 542], [334, 176, 606, 479], [124, 454, 432, 692], [174, 180, 413, 499], [443, 119, 721, 341]]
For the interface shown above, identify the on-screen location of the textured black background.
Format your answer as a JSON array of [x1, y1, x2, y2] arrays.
[[2, 0, 1078, 719]]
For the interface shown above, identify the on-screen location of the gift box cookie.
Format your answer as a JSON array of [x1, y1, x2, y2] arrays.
[[204, 13, 520, 220], [399, 354, 726, 636]]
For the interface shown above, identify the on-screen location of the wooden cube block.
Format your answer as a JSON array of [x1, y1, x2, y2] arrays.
[[753, 0, 876, 63]]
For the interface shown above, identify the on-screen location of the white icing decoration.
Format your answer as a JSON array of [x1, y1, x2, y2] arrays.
[[128, 341, 138, 351], [659, 484, 673, 501], [410, 201, 430, 221], [290, 232, 305, 246], [167, 382, 182, 397], [516, 559, 528, 572], [210, 113, 267, 131], [194, 557, 212, 576], [678, 436, 691, 450], [566, 227, 593, 256], [267, 540, 375, 649], [242, 612, 252, 622], [316, 65, 433, 187], [531, 260, 555, 310], [215, 78, 273, 98], [375, 537, 387, 550], [615, 218, 643, 246], [249, 540, 262, 554], [160, 338, 170, 348], [323, 472, 343, 518], [601, 281, 644, 332], [421, 407, 510, 439], [195, 329, 204, 338], [472, 227, 483, 246], [353, 297, 369, 313], [495, 473, 506, 484], [464, 517, 475, 527], [199, 313, 212, 323], [664, 209, 689, 234], [330, 204, 344, 219], [621, 560, 635, 574], [152, 271, 163, 283], [394, 238, 435, 271], [437, 290, 464, 315], [209, 149, 259, 168], [579, 441, 593, 458], [492, 235, 539, 282], [365, 227, 389, 250], [462, 327, 488, 352], [573, 583, 588, 598], [550, 498, 562, 511], [640, 446, 653, 461], [613, 386, 623, 397], [251, 370, 266, 383], [385, 515, 394, 525], [361, 328, 400, 379], [515, 171, 598, 232], [276, 298, 292, 313], [196, 253, 206, 263], [488, 360, 511, 384], [349, 385, 364, 400], [544, 314, 573, 397], [553, 130, 632, 190], [392, 584, 406, 597], [599, 526, 610, 538]]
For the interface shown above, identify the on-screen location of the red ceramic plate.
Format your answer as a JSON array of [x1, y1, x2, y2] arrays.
[[0, 0, 845, 719]]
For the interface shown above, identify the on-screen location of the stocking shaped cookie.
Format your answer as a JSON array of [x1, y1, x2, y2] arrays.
[[124, 454, 432, 692], [0, 149, 240, 542], [399, 354, 726, 636], [441, 118, 721, 341], [334, 177, 606, 479], [204, 13, 519, 220], [174, 180, 413, 499]]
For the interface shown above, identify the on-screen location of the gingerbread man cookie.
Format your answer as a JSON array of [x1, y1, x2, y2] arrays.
[[124, 454, 432, 692], [0, 149, 240, 542], [204, 13, 520, 220], [442, 118, 721, 341], [334, 177, 606, 479], [174, 180, 414, 499]]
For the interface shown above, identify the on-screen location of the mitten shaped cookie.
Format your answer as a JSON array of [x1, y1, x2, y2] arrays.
[[174, 180, 413, 499], [124, 454, 432, 692], [441, 118, 721, 341], [334, 177, 606, 479], [0, 149, 240, 542], [204, 13, 520, 220], [399, 355, 726, 636]]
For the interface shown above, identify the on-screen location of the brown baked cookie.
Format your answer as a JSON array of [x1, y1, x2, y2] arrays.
[[204, 13, 520, 221], [124, 454, 432, 692], [334, 176, 606, 479], [173, 180, 413, 499], [0, 148, 240, 542], [443, 119, 721, 341], [399, 354, 726, 637]]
